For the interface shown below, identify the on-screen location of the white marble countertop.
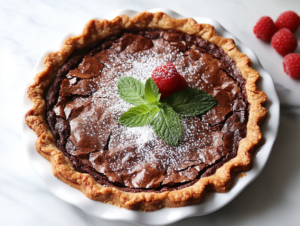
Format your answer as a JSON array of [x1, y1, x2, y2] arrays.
[[0, 0, 299, 225]]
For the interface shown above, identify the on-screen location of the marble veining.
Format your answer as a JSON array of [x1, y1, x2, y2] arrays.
[[0, 0, 299, 225]]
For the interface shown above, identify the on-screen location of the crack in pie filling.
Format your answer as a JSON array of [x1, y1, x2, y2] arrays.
[[25, 12, 267, 211]]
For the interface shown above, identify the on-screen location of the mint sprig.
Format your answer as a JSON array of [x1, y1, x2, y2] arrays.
[[117, 76, 217, 146], [162, 88, 217, 116], [151, 103, 181, 146], [119, 104, 160, 127], [117, 76, 147, 106], [145, 77, 161, 103]]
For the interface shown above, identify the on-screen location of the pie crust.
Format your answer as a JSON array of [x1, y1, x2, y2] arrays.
[[25, 11, 267, 211]]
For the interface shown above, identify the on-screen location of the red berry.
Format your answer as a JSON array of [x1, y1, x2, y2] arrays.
[[253, 16, 277, 42], [160, 90, 173, 99], [152, 62, 179, 91], [283, 53, 300, 79], [271, 28, 298, 56], [275, 11, 300, 33], [151, 62, 189, 98], [160, 75, 189, 98], [174, 74, 189, 92]]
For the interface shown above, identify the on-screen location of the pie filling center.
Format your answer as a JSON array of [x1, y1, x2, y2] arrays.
[[46, 29, 248, 192]]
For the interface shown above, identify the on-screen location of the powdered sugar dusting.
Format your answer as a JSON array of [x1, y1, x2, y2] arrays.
[[127, 125, 157, 146], [66, 41, 233, 188], [82, 47, 217, 170]]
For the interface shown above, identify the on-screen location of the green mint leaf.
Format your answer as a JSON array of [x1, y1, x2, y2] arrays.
[[151, 103, 181, 146], [117, 76, 147, 106], [162, 88, 217, 116], [147, 101, 160, 109], [119, 104, 160, 127], [145, 77, 161, 103]]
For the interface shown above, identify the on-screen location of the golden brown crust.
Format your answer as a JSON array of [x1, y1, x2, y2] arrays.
[[25, 11, 267, 211]]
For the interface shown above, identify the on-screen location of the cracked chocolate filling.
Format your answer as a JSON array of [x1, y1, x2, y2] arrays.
[[46, 29, 248, 193]]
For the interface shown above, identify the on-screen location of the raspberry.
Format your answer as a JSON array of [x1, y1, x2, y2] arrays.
[[283, 53, 300, 79], [152, 62, 179, 91], [271, 28, 298, 56], [275, 11, 300, 33], [253, 16, 277, 42], [151, 62, 188, 98], [160, 90, 174, 99], [160, 75, 189, 98], [174, 74, 189, 92]]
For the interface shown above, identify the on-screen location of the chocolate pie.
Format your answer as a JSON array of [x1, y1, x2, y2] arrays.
[[25, 12, 267, 211]]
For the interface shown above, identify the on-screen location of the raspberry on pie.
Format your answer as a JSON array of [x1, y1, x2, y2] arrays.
[[152, 62, 180, 91], [25, 12, 267, 211], [152, 62, 188, 98]]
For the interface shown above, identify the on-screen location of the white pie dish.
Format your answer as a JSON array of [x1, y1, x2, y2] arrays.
[[22, 8, 280, 226]]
